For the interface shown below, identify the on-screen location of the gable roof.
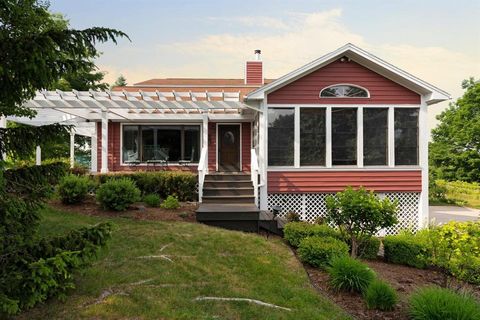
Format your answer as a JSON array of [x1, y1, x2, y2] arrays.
[[133, 78, 276, 87], [246, 43, 450, 105]]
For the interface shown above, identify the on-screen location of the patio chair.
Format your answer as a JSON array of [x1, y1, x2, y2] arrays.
[[146, 147, 169, 169], [179, 147, 195, 166]]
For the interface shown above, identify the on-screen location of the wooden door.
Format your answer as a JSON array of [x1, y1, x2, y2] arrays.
[[218, 125, 240, 171]]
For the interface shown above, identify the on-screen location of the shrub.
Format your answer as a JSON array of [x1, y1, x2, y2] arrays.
[[342, 236, 381, 260], [96, 178, 141, 211], [408, 286, 480, 320], [326, 187, 398, 258], [285, 211, 301, 222], [283, 222, 341, 247], [298, 236, 349, 269], [364, 279, 397, 311], [94, 171, 197, 201], [58, 174, 90, 204], [383, 234, 430, 269], [160, 195, 180, 210], [143, 194, 161, 207], [327, 256, 376, 293]]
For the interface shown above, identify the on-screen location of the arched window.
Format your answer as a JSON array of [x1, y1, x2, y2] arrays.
[[320, 84, 369, 98]]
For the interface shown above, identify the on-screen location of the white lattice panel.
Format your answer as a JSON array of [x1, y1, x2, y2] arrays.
[[267, 192, 421, 235]]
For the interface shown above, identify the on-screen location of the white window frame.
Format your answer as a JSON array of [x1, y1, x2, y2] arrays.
[[119, 122, 203, 166], [319, 83, 371, 98], [266, 104, 421, 171]]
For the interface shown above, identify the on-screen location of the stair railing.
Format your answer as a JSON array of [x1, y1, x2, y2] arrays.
[[251, 148, 260, 206], [198, 147, 208, 203]]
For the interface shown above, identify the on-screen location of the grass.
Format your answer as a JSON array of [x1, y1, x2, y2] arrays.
[[433, 180, 480, 209], [16, 207, 350, 320]]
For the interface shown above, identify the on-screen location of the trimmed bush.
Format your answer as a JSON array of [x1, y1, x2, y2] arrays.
[[298, 236, 349, 269], [408, 286, 480, 320], [327, 256, 376, 293], [364, 279, 397, 311], [284, 222, 341, 247], [58, 174, 90, 204], [383, 234, 430, 269], [143, 194, 161, 207], [341, 236, 381, 260], [94, 171, 196, 201], [285, 211, 301, 222], [96, 178, 141, 211], [160, 195, 180, 210]]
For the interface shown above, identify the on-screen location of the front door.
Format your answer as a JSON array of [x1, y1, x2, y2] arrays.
[[218, 124, 240, 172]]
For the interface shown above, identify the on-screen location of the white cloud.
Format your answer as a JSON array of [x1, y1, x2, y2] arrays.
[[97, 8, 479, 132]]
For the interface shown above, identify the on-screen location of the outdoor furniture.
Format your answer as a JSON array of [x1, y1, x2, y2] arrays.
[[179, 148, 195, 166], [146, 147, 169, 170]]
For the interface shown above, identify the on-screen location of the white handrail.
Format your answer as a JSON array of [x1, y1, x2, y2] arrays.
[[251, 148, 260, 206], [198, 147, 208, 203]]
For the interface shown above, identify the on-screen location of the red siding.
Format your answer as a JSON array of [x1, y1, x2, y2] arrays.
[[246, 61, 263, 85], [208, 122, 217, 171], [268, 171, 422, 193], [241, 122, 251, 172], [267, 60, 420, 104]]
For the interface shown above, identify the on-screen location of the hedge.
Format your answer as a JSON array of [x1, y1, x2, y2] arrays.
[[298, 236, 349, 268], [383, 234, 430, 269], [94, 171, 197, 201], [283, 222, 342, 247]]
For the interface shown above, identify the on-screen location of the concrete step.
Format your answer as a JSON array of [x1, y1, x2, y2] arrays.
[[205, 173, 251, 182], [203, 187, 254, 197], [202, 195, 255, 204]]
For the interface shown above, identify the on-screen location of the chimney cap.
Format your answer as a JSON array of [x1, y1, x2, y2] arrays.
[[254, 49, 261, 54]]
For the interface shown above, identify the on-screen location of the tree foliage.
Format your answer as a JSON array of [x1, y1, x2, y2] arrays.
[[325, 187, 398, 258], [0, 0, 129, 118], [430, 78, 480, 182], [112, 74, 128, 87]]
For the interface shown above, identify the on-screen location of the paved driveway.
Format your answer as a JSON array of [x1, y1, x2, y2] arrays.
[[429, 206, 480, 224]]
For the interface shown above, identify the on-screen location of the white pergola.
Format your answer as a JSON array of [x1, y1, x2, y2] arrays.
[[2, 89, 260, 173]]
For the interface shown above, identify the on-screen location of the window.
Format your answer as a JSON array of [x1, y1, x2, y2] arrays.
[[395, 109, 419, 165], [268, 108, 294, 166], [332, 108, 357, 165], [364, 108, 388, 165], [320, 84, 369, 98], [300, 108, 326, 166], [122, 125, 200, 163]]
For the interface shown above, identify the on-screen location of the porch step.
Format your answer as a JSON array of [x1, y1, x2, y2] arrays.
[[202, 195, 255, 204], [205, 173, 250, 182], [203, 187, 254, 197], [204, 180, 253, 188]]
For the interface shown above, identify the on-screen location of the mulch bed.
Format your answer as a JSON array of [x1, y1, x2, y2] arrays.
[[48, 196, 198, 222], [305, 259, 480, 320]]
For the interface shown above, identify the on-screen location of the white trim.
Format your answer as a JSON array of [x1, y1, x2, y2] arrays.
[[319, 83, 370, 98], [294, 106, 300, 168], [91, 127, 98, 172], [419, 96, 429, 228], [357, 106, 363, 167], [259, 97, 268, 210], [267, 167, 421, 172], [247, 43, 450, 104], [216, 123, 242, 172], [70, 129, 75, 169], [388, 106, 395, 167], [326, 106, 332, 168], [100, 110, 108, 173], [267, 104, 420, 108], [35, 145, 41, 166]]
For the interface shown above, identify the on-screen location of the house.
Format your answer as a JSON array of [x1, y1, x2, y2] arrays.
[[8, 44, 450, 233]]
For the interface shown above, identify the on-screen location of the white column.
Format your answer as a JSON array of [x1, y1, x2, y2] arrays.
[[101, 110, 109, 173], [70, 130, 75, 169], [357, 107, 363, 167], [91, 127, 98, 173], [294, 106, 300, 168], [326, 106, 332, 167], [0, 116, 6, 161], [258, 99, 268, 210], [388, 106, 395, 167], [202, 114, 209, 173], [35, 145, 41, 165], [419, 98, 429, 228]]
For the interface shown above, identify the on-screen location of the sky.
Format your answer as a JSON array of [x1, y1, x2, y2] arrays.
[[50, 0, 480, 132]]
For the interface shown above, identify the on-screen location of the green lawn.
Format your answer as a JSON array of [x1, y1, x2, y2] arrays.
[[17, 207, 350, 320]]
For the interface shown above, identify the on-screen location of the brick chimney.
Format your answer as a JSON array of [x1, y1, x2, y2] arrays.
[[245, 49, 263, 85]]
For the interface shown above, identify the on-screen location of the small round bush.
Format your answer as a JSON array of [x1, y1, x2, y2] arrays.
[[58, 174, 91, 204], [143, 194, 161, 207], [327, 256, 376, 293], [298, 236, 349, 269], [284, 222, 341, 247], [160, 195, 180, 210], [96, 178, 141, 211], [364, 279, 397, 311], [409, 286, 480, 320]]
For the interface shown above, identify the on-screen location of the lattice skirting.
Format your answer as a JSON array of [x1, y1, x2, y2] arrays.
[[267, 192, 421, 234]]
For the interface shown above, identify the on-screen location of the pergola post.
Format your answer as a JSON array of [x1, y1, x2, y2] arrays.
[[91, 127, 98, 172], [258, 98, 268, 210], [70, 129, 75, 169], [100, 110, 108, 173], [35, 145, 41, 165], [0, 116, 6, 161], [202, 114, 208, 173]]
